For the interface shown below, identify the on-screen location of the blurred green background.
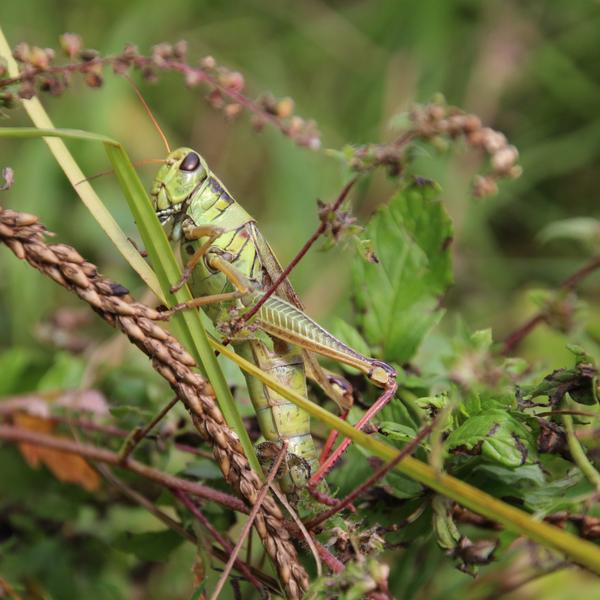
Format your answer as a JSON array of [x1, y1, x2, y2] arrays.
[[1, 1, 600, 598], [2, 0, 599, 360]]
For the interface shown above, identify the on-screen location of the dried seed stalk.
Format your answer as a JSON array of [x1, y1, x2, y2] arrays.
[[0, 205, 308, 599]]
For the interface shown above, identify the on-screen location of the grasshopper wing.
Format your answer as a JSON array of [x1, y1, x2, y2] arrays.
[[248, 222, 305, 309], [248, 223, 353, 409]]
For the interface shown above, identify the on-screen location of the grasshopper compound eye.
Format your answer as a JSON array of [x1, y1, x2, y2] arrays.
[[180, 152, 201, 172]]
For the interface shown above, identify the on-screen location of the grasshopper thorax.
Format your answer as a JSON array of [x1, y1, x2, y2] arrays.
[[151, 147, 209, 222]]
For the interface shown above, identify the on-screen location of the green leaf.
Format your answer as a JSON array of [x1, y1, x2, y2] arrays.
[[446, 409, 536, 468], [538, 217, 600, 247], [379, 422, 418, 443], [352, 178, 453, 363], [113, 530, 184, 562]]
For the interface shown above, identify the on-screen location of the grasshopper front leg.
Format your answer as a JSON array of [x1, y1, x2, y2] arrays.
[[170, 223, 225, 292]]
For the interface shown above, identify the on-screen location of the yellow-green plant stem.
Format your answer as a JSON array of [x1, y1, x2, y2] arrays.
[[212, 340, 600, 575], [563, 413, 600, 492]]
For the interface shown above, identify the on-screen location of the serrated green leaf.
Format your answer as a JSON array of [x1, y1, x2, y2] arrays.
[[352, 179, 453, 363], [446, 409, 536, 468]]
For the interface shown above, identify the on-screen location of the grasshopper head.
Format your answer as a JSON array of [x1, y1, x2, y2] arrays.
[[150, 147, 209, 224]]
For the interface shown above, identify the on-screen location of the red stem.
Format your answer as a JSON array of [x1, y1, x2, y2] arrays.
[[0, 425, 248, 513], [307, 416, 433, 529], [240, 177, 357, 324], [309, 380, 398, 485], [501, 255, 600, 354], [174, 490, 266, 593]]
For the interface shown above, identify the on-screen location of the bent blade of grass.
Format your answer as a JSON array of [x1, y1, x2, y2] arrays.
[[0, 123, 261, 474], [212, 340, 600, 575], [0, 29, 159, 295]]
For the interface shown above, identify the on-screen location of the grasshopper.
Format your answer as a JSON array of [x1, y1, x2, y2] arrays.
[[151, 147, 396, 494]]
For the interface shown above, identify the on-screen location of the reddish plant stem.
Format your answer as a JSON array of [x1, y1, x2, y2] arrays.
[[501, 255, 600, 354], [12, 412, 214, 459], [502, 314, 547, 355], [99, 466, 278, 592], [319, 409, 349, 465], [174, 490, 267, 594], [240, 177, 358, 325], [306, 417, 433, 530], [0, 425, 248, 513], [35, 414, 214, 459], [314, 541, 344, 573], [209, 442, 288, 600], [309, 380, 398, 486]]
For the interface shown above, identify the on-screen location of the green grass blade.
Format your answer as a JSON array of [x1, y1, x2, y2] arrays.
[[102, 143, 262, 473]]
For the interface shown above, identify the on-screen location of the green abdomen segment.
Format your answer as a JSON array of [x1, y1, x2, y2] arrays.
[[236, 340, 319, 491]]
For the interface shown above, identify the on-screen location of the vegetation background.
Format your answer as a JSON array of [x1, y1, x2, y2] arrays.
[[1, 1, 600, 598]]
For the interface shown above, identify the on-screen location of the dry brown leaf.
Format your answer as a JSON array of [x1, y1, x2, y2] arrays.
[[14, 413, 101, 491], [0, 389, 109, 418]]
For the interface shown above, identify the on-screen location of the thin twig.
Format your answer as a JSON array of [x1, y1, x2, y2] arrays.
[[268, 483, 322, 577], [306, 418, 434, 530], [45, 413, 213, 459], [0, 397, 214, 459], [502, 255, 600, 354], [309, 379, 397, 485], [240, 177, 357, 325], [0, 425, 248, 512], [174, 490, 269, 596], [208, 441, 288, 600], [118, 396, 179, 463], [97, 463, 196, 542]]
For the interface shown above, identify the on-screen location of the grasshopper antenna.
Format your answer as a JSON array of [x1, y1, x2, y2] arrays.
[[75, 159, 166, 186], [124, 74, 171, 153]]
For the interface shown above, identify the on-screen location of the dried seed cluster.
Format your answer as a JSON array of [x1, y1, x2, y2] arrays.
[[410, 101, 521, 198], [0, 205, 308, 599], [0, 34, 321, 150], [348, 100, 522, 198]]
